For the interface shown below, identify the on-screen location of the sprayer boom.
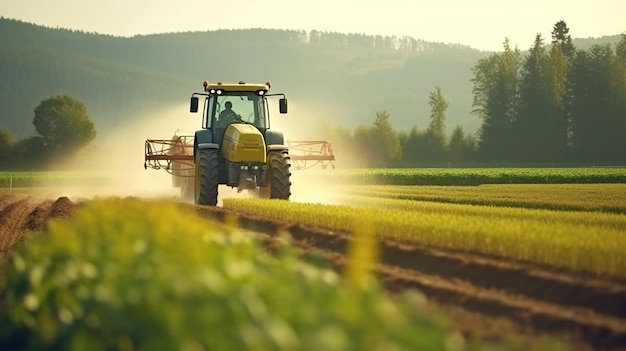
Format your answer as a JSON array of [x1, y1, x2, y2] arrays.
[[287, 141, 336, 170], [144, 136, 194, 176], [144, 137, 336, 172]]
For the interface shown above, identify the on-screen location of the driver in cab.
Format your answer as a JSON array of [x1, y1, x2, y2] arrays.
[[217, 101, 242, 127]]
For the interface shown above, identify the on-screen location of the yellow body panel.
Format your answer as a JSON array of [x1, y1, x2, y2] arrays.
[[222, 124, 266, 163]]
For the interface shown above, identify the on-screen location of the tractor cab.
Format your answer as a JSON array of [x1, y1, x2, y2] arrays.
[[190, 81, 287, 145]]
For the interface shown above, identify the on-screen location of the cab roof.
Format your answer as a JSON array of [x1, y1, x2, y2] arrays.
[[203, 81, 271, 93]]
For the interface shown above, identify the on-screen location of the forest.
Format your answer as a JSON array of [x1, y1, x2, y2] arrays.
[[345, 22, 626, 167], [0, 17, 624, 167]]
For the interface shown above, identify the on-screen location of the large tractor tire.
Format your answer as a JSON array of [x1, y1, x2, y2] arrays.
[[195, 149, 219, 206], [263, 150, 292, 200]]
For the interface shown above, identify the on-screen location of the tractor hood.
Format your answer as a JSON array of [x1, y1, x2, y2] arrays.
[[221, 124, 266, 163]]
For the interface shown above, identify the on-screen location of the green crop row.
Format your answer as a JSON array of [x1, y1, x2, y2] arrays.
[[223, 198, 626, 278], [1, 198, 557, 351], [336, 167, 626, 185], [340, 184, 626, 214], [0, 171, 110, 188]]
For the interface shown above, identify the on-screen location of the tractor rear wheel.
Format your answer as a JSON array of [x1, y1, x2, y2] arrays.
[[195, 149, 219, 206], [264, 150, 291, 200]]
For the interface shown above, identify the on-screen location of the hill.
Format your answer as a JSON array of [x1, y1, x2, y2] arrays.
[[0, 17, 622, 142]]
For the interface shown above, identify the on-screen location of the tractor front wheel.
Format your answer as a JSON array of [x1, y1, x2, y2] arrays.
[[195, 149, 219, 206]]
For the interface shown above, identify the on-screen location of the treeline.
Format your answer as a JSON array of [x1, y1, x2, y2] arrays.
[[325, 87, 476, 167], [326, 22, 626, 167], [472, 21, 626, 164], [1, 18, 624, 168]]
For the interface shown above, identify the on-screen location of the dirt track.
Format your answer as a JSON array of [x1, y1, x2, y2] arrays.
[[2, 193, 626, 351]]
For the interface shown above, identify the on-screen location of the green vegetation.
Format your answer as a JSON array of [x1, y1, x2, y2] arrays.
[[224, 196, 626, 278], [342, 184, 626, 214], [0, 94, 97, 170], [472, 22, 626, 164], [337, 167, 626, 185], [0, 198, 558, 350], [0, 129, 14, 168], [3, 18, 625, 167], [0, 171, 109, 188], [0, 17, 483, 142], [33, 95, 96, 153]]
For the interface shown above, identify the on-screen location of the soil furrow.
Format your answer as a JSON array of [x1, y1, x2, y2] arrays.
[[1, 196, 625, 350], [191, 205, 626, 350], [0, 196, 38, 250], [195, 205, 626, 319]]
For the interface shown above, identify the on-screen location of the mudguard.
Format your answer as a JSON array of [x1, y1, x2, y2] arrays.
[[264, 130, 284, 146], [194, 129, 218, 159], [195, 129, 214, 145]]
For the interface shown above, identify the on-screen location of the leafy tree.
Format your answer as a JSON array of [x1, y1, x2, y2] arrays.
[[32, 95, 96, 157], [551, 20, 576, 64], [399, 126, 427, 166], [448, 125, 476, 165], [570, 44, 626, 163], [471, 39, 520, 162], [371, 110, 401, 167], [617, 34, 626, 65], [427, 86, 448, 140], [568, 50, 594, 161], [12, 136, 45, 169], [551, 21, 576, 150], [401, 126, 428, 166], [516, 34, 567, 162], [547, 44, 569, 159], [0, 128, 15, 167], [424, 86, 449, 164]]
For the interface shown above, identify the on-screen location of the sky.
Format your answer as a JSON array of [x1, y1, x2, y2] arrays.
[[0, 0, 624, 52]]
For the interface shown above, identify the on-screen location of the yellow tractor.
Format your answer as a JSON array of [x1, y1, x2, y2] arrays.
[[145, 80, 335, 205]]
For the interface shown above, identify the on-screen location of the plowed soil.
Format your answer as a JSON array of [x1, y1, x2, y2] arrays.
[[1, 193, 626, 351]]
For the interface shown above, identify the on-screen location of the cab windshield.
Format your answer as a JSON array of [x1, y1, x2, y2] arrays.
[[212, 92, 267, 129]]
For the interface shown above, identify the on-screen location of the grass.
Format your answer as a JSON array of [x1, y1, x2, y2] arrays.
[[223, 196, 626, 278], [0, 171, 110, 188], [340, 184, 626, 214], [337, 167, 626, 185], [3, 167, 625, 189]]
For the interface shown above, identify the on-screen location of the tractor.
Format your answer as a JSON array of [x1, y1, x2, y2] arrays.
[[144, 80, 335, 205]]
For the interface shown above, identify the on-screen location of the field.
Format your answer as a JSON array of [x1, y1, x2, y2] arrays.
[[0, 171, 110, 188], [224, 186, 626, 277], [1, 168, 625, 350], [337, 167, 626, 185]]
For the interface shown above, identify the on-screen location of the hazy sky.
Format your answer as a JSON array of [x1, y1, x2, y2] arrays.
[[1, 0, 624, 51]]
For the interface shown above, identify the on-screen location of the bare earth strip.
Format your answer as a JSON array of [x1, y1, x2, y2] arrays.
[[1, 194, 625, 350]]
